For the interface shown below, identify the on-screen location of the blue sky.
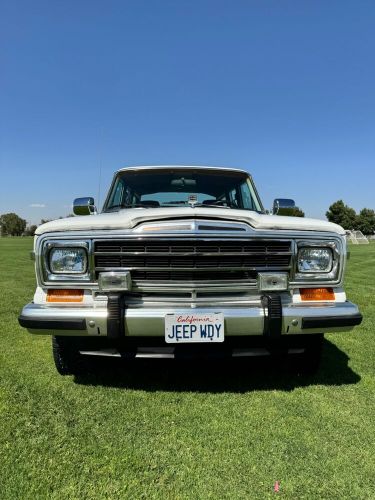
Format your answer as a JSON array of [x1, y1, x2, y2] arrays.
[[1, 0, 374, 225]]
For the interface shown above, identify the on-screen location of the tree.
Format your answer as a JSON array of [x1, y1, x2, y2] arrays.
[[0, 213, 27, 236], [277, 207, 305, 217], [326, 200, 357, 229], [356, 208, 375, 235], [24, 224, 38, 236]]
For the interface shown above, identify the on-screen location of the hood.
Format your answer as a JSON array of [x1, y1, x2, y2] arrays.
[[35, 207, 345, 236]]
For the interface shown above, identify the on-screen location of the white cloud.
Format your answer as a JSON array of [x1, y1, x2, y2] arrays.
[[29, 203, 46, 208]]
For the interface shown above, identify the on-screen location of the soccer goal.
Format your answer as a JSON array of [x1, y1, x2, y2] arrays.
[[346, 230, 369, 244]]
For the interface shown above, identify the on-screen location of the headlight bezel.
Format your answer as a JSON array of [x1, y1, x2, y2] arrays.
[[294, 240, 341, 283], [41, 240, 92, 283]]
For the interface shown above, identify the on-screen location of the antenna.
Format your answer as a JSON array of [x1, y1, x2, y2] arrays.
[[97, 127, 104, 210]]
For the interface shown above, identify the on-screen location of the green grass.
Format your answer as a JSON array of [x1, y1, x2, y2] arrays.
[[1, 238, 375, 499]]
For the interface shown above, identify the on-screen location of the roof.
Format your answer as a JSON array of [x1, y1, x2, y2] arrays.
[[115, 165, 250, 176]]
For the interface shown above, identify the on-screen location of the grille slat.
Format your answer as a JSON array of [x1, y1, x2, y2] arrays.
[[131, 270, 258, 281]]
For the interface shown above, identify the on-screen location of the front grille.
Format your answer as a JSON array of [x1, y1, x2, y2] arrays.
[[95, 241, 291, 254], [94, 239, 292, 283]]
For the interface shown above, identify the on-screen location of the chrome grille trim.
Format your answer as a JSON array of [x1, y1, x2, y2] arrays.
[[94, 266, 289, 272], [123, 290, 263, 308], [94, 238, 293, 290], [131, 279, 258, 293]]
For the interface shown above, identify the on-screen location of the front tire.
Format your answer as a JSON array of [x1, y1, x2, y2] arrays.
[[52, 336, 89, 376]]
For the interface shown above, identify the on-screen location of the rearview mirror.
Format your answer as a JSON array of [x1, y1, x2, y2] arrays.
[[171, 178, 197, 188], [73, 197, 97, 216]]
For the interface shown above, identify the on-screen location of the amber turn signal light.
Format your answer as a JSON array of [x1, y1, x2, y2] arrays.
[[47, 289, 84, 303], [300, 288, 335, 301]]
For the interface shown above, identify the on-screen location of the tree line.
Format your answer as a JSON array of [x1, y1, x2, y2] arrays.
[[0, 213, 71, 236], [0, 213, 29, 236], [1, 202, 374, 236], [326, 200, 375, 235]]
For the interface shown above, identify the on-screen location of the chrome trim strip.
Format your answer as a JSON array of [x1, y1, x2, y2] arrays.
[[95, 266, 291, 272], [80, 348, 123, 357], [94, 251, 293, 256], [124, 294, 262, 308], [92, 235, 293, 244], [135, 353, 175, 359], [131, 279, 258, 292]]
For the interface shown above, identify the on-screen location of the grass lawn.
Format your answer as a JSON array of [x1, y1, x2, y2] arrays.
[[1, 238, 374, 499]]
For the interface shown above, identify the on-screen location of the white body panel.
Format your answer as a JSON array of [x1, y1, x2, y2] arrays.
[[36, 207, 345, 236]]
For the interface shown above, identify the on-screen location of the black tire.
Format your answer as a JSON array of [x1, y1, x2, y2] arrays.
[[52, 336, 89, 376]]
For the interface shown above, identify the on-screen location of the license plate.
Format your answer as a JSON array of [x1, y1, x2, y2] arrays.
[[165, 313, 224, 343]]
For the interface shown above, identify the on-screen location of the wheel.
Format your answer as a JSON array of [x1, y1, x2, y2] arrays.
[[52, 336, 89, 376]]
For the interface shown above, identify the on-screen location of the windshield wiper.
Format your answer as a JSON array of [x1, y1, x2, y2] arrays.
[[105, 203, 154, 211], [192, 203, 231, 209], [122, 204, 154, 208]]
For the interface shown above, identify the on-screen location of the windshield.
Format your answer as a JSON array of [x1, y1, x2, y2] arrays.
[[104, 169, 263, 212]]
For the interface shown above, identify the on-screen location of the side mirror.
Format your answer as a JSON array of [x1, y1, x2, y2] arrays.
[[73, 197, 97, 216], [273, 198, 296, 215]]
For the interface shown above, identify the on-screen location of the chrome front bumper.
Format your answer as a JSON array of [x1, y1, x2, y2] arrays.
[[19, 300, 362, 337]]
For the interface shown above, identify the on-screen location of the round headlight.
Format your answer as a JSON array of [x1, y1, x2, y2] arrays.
[[298, 247, 333, 273], [49, 247, 88, 274]]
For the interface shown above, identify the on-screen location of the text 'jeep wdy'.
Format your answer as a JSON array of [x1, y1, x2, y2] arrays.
[[19, 166, 362, 375]]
